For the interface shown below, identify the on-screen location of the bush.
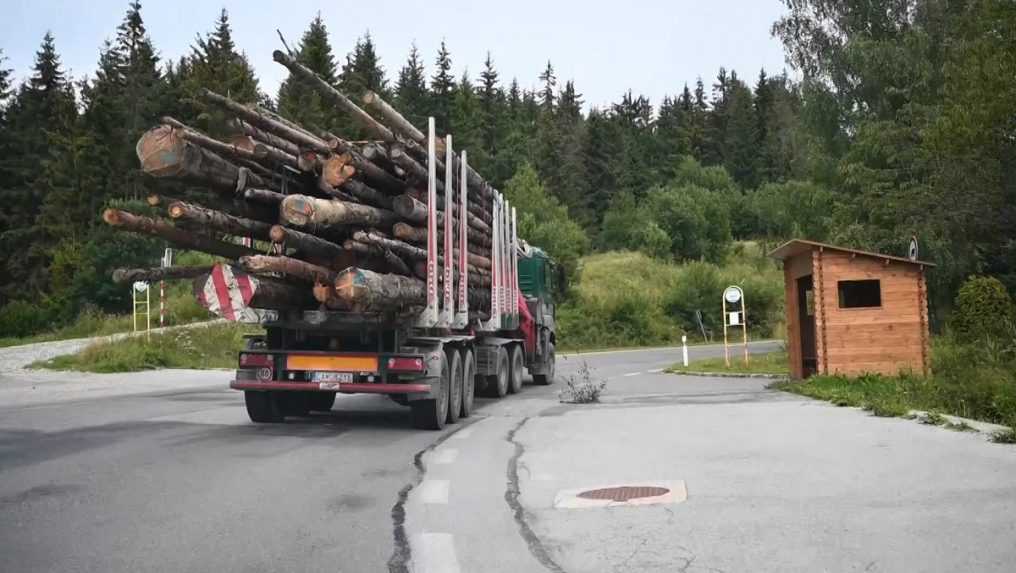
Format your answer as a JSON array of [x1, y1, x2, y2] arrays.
[[950, 276, 1016, 343], [0, 300, 53, 338], [558, 362, 606, 403]]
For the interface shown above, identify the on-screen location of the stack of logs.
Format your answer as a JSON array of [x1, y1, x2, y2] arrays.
[[108, 49, 497, 317]]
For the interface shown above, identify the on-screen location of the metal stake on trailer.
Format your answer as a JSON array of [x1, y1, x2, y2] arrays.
[[441, 135, 454, 327], [454, 151, 469, 329], [419, 117, 439, 327]]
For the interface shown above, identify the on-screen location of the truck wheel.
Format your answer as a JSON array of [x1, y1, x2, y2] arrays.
[[411, 352, 449, 430], [484, 347, 510, 398], [445, 348, 462, 424], [460, 348, 476, 418], [508, 345, 524, 394], [533, 343, 555, 385], [308, 392, 336, 412], [245, 391, 284, 423]]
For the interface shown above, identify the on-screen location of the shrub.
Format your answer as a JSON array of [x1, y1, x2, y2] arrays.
[[950, 276, 1016, 343], [559, 362, 606, 404], [0, 300, 53, 338]]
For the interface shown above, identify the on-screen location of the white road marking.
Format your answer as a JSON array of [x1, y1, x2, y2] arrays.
[[648, 368, 665, 373], [451, 427, 473, 440], [432, 448, 459, 464], [418, 479, 450, 504], [622, 372, 641, 377], [413, 533, 461, 573]]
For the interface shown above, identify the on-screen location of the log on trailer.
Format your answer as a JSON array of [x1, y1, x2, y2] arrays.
[[136, 125, 274, 193], [112, 265, 213, 284], [103, 209, 257, 260], [280, 195, 399, 231], [238, 255, 337, 284], [194, 264, 316, 321], [333, 267, 424, 312], [168, 201, 273, 241]]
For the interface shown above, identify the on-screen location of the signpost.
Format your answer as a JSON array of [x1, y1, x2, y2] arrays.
[[132, 281, 151, 341], [722, 285, 748, 367]]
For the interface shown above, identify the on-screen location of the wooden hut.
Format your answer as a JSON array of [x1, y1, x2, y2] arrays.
[[769, 239, 934, 379]]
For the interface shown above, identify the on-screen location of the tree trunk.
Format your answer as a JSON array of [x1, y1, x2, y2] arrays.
[[392, 222, 492, 251], [411, 261, 492, 288], [362, 90, 425, 144], [168, 201, 273, 241], [238, 255, 336, 284], [269, 225, 347, 263], [280, 194, 398, 231], [392, 194, 492, 235], [103, 209, 257, 259], [352, 230, 491, 271], [342, 178, 393, 210], [342, 239, 412, 276], [243, 188, 287, 205], [201, 88, 332, 155], [321, 153, 355, 188], [148, 192, 277, 224], [333, 267, 425, 311], [229, 119, 301, 157], [137, 125, 271, 194], [194, 264, 315, 314], [112, 265, 214, 284], [273, 50, 395, 143]]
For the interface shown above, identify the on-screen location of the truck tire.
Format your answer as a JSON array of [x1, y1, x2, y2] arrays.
[[533, 343, 556, 385], [445, 348, 462, 424], [411, 352, 449, 430], [308, 391, 336, 412], [245, 391, 284, 423], [508, 345, 524, 394], [483, 347, 510, 398], [460, 348, 476, 418]]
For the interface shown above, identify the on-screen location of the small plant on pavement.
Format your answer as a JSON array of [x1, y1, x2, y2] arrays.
[[991, 427, 1016, 444], [559, 361, 606, 404]]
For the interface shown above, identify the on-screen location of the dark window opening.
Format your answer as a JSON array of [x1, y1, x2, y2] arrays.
[[838, 280, 881, 308]]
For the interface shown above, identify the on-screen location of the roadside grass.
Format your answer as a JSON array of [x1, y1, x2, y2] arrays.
[[0, 251, 219, 348], [772, 336, 1016, 440], [30, 322, 260, 373], [667, 350, 789, 376]]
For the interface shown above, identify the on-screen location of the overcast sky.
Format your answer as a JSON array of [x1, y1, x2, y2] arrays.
[[2, 0, 792, 110]]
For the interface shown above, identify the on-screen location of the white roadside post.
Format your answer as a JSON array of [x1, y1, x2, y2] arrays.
[[682, 335, 689, 367], [160, 248, 173, 328]]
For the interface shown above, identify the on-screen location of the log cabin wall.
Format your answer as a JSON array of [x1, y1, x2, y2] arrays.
[[783, 252, 814, 379], [813, 250, 929, 376]]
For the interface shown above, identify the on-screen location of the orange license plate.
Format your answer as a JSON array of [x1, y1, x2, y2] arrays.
[[286, 354, 379, 373]]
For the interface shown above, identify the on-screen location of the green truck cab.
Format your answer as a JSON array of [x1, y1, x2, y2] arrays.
[[518, 243, 556, 384]]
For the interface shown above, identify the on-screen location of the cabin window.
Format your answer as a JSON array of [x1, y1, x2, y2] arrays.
[[838, 279, 882, 308]]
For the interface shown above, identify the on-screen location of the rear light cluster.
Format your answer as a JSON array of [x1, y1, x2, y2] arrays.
[[387, 356, 425, 373], [239, 353, 273, 367]]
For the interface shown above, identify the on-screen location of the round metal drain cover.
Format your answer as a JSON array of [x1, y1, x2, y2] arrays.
[[576, 486, 669, 502]]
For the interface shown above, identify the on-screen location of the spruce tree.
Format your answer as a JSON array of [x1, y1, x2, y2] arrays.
[[0, 32, 78, 299], [430, 41, 455, 132], [277, 14, 338, 132], [450, 70, 482, 164], [394, 43, 429, 130], [722, 79, 759, 187], [0, 50, 11, 114], [477, 53, 504, 174], [187, 9, 262, 120], [538, 61, 556, 111]]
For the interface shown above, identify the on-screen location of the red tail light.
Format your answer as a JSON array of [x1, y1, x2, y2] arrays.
[[386, 356, 425, 373], [239, 353, 273, 367]]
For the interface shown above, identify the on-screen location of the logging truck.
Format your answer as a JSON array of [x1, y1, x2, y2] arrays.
[[224, 119, 557, 430], [108, 49, 557, 429]]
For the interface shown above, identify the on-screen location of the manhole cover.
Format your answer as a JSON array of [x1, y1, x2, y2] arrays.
[[577, 486, 669, 502]]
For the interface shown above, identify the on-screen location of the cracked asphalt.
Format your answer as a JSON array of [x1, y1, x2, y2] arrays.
[[3, 339, 1016, 573]]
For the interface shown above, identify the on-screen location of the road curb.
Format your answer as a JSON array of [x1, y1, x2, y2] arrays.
[[666, 370, 787, 380], [905, 410, 1012, 438]]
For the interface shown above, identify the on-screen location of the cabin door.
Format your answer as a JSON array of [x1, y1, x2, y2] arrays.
[[797, 275, 817, 377]]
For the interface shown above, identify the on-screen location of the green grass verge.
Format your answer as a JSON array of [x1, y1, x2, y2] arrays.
[[30, 322, 261, 373], [667, 350, 789, 375]]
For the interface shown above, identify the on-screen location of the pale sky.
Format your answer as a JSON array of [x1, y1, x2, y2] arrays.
[[1, 0, 792, 111]]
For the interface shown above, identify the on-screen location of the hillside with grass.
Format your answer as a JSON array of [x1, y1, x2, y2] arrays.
[[558, 243, 784, 351]]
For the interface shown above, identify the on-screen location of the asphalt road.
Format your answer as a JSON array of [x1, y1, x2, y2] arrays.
[[3, 339, 1015, 573]]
